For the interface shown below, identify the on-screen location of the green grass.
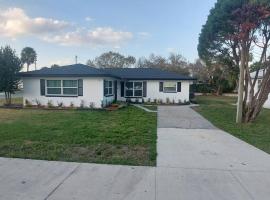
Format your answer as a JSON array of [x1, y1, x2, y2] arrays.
[[142, 105, 158, 111], [0, 105, 157, 166], [194, 95, 270, 154], [0, 97, 23, 106]]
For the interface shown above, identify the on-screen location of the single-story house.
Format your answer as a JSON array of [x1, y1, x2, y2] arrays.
[[251, 70, 270, 109], [19, 64, 195, 108]]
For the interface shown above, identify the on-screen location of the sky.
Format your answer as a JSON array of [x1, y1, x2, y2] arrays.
[[0, 0, 217, 70]]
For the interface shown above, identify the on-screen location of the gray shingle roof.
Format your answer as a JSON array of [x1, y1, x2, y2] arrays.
[[19, 64, 114, 78], [102, 68, 195, 80], [19, 64, 195, 80]]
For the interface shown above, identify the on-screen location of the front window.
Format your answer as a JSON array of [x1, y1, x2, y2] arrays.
[[46, 80, 78, 96], [47, 80, 61, 95], [104, 80, 113, 96], [63, 80, 78, 95], [163, 82, 177, 93], [125, 81, 143, 97]]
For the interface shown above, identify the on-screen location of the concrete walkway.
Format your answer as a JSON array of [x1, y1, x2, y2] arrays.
[[1, 105, 270, 199], [157, 105, 270, 200]]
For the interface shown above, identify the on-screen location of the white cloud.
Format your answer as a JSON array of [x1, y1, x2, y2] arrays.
[[85, 16, 94, 22], [0, 8, 70, 37], [0, 7, 138, 48], [137, 32, 151, 38], [43, 27, 133, 47]]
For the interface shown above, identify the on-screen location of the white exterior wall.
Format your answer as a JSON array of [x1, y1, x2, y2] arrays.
[[23, 77, 105, 108], [117, 80, 191, 103], [253, 80, 270, 109]]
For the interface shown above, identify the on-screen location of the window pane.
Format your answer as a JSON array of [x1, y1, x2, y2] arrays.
[[134, 90, 142, 97], [109, 81, 112, 87], [126, 90, 133, 97], [164, 82, 176, 92], [134, 82, 142, 89], [47, 88, 61, 95], [63, 80, 77, 87], [109, 88, 113, 94], [63, 88, 78, 95], [104, 88, 108, 95], [164, 82, 176, 88], [125, 82, 133, 90], [164, 87, 176, 92], [104, 81, 109, 87], [47, 80, 61, 87]]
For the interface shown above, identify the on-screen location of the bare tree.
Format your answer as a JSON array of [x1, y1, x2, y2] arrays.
[[86, 51, 136, 68]]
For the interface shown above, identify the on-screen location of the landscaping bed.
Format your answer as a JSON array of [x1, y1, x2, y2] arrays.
[[194, 95, 270, 154], [0, 104, 157, 166]]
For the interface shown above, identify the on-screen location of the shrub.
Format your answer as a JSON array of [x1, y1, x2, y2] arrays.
[[166, 97, 170, 104], [178, 99, 182, 104], [172, 99, 175, 104], [47, 100, 54, 108], [69, 102, 74, 108], [147, 98, 151, 103], [153, 99, 157, 104], [80, 100, 85, 108], [89, 102, 95, 109], [25, 99, 32, 107], [35, 99, 42, 107], [57, 101, 64, 108], [142, 98, 145, 104]]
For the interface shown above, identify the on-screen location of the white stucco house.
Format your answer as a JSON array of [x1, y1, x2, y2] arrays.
[[19, 64, 195, 108], [251, 70, 270, 109]]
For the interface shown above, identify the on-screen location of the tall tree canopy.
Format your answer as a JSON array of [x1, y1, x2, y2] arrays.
[[86, 51, 136, 68], [21, 47, 37, 71], [137, 53, 190, 76], [0, 46, 21, 105], [198, 0, 270, 123]]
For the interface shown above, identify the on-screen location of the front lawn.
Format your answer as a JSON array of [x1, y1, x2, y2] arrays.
[[194, 95, 270, 154], [142, 105, 158, 111], [0, 106, 157, 166]]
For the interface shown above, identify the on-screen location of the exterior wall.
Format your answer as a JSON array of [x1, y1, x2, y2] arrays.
[[23, 78, 192, 108], [253, 80, 270, 109], [117, 80, 191, 103], [23, 77, 104, 108]]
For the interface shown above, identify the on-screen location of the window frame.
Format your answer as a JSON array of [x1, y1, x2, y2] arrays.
[[45, 79, 78, 97], [163, 81, 177, 93], [104, 80, 114, 97], [125, 81, 143, 97]]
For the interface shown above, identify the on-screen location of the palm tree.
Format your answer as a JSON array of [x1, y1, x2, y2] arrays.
[[21, 47, 37, 71]]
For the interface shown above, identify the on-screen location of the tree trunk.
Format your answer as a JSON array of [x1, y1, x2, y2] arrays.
[[4, 91, 11, 105], [27, 64, 29, 72], [236, 45, 246, 123]]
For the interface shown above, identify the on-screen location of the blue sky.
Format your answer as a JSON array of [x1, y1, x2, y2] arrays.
[[0, 0, 216, 70]]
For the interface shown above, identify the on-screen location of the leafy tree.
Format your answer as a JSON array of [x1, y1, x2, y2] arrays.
[[0, 46, 22, 105], [21, 47, 37, 71], [198, 0, 270, 123], [86, 51, 136, 68], [137, 53, 190, 76]]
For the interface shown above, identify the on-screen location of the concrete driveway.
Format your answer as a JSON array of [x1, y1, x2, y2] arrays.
[[1, 105, 270, 199], [157, 105, 270, 200]]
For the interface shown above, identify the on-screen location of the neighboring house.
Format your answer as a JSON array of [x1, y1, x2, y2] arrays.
[[19, 64, 195, 108], [251, 70, 270, 109]]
